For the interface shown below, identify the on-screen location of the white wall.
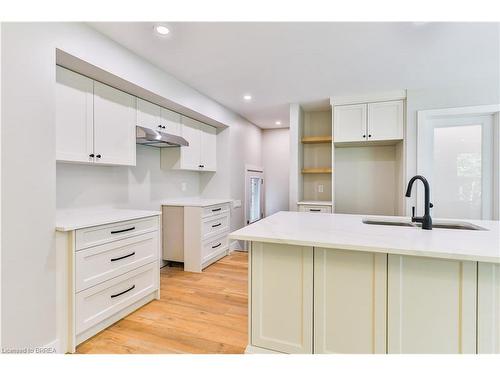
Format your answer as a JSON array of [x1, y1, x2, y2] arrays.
[[262, 129, 290, 216], [1, 22, 262, 350]]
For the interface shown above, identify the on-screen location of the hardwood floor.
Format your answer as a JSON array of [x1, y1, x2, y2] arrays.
[[76, 252, 248, 354]]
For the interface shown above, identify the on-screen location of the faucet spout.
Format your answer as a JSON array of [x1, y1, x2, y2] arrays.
[[405, 175, 433, 230]]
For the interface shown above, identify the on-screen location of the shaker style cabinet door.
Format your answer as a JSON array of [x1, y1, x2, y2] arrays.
[[93, 82, 137, 166], [477, 262, 500, 354], [55, 66, 94, 163], [387, 255, 477, 354], [333, 104, 367, 142], [367, 100, 404, 141], [200, 123, 217, 172], [160, 107, 182, 136], [251, 242, 313, 353], [314, 248, 387, 353], [180, 116, 202, 170], [136, 98, 162, 131]]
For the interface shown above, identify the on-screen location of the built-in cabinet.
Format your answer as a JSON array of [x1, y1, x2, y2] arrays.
[[248, 242, 500, 354], [333, 100, 404, 143], [160, 116, 217, 172], [136, 98, 181, 135]]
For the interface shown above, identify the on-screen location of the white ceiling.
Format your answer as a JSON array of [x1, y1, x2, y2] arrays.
[[90, 22, 499, 129]]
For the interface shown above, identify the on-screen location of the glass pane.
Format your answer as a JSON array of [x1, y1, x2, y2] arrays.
[[433, 124, 482, 219], [249, 177, 262, 223]]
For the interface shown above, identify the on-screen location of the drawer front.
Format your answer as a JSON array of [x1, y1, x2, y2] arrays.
[[75, 262, 158, 335], [202, 213, 230, 240], [299, 205, 332, 213], [202, 233, 228, 263], [76, 216, 159, 250], [202, 203, 230, 218], [75, 231, 159, 292]]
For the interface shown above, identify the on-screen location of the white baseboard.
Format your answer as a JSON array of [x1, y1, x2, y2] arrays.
[[41, 339, 60, 354], [245, 344, 283, 354]]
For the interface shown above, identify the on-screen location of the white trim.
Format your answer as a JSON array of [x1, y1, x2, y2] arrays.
[[245, 344, 284, 354], [244, 165, 265, 230], [42, 339, 61, 354], [330, 90, 407, 106]]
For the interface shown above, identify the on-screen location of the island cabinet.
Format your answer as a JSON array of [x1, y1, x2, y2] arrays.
[[477, 263, 500, 354], [387, 255, 477, 354]]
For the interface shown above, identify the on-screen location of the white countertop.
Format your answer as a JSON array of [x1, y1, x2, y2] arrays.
[[229, 211, 500, 264], [56, 208, 161, 231], [161, 198, 233, 207], [297, 201, 333, 206]]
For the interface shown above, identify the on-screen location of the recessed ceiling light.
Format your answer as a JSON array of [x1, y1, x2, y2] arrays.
[[243, 94, 252, 101], [155, 25, 170, 36], [275, 121, 281, 125]]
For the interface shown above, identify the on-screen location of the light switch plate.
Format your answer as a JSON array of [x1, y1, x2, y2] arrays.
[[318, 184, 324, 193], [181, 182, 187, 192]]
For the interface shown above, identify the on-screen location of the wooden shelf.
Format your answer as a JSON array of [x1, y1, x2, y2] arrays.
[[301, 136, 332, 144], [301, 168, 332, 174]]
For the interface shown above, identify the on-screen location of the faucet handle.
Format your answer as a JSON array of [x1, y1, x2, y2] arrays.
[[411, 206, 415, 218]]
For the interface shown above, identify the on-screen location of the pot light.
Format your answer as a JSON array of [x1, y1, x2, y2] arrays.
[[243, 94, 252, 101], [155, 25, 170, 36], [275, 121, 281, 125]]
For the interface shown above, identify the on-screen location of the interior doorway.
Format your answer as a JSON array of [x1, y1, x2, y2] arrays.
[[245, 166, 265, 226]]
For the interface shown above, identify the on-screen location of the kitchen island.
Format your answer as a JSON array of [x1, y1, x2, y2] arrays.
[[229, 211, 500, 354]]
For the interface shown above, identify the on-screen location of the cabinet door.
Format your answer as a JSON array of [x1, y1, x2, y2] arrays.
[[93, 82, 137, 166], [314, 248, 386, 353], [160, 107, 181, 136], [137, 98, 162, 131], [180, 116, 202, 170], [333, 104, 367, 143], [477, 263, 500, 353], [388, 255, 477, 353], [199, 123, 217, 171], [251, 242, 313, 353], [55, 66, 94, 163], [367, 100, 404, 141]]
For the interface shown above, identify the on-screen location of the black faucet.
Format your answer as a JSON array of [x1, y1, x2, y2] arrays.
[[405, 175, 433, 230]]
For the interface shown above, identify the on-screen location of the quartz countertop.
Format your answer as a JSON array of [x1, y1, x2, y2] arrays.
[[161, 198, 233, 207], [297, 201, 333, 206], [229, 211, 500, 264], [56, 208, 161, 231]]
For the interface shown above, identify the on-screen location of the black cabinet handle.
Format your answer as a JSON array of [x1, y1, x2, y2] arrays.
[[212, 243, 222, 249], [310, 209, 321, 212], [110, 252, 136, 262], [111, 226, 135, 234], [89, 153, 95, 158], [362, 135, 366, 138], [110, 285, 135, 299], [96, 154, 102, 159], [368, 134, 372, 138], [212, 208, 222, 212], [211, 223, 222, 228], [199, 164, 205, 168]]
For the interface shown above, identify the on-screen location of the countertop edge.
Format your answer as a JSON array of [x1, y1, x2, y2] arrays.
[[56, 211, 161, 232]]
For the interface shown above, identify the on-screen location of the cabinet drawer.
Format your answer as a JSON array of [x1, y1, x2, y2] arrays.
[[75, 231, 159, 292], [202, 213, 230, 239], [75, 216, 159, 250], [299, 205, 332, 213], [202, 233, 228, 263], [75, 262, 158, 335], [202, 203, 230, 218]]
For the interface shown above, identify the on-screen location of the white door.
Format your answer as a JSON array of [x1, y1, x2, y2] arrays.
[[136, 98, 162, 131], [180, 116, 201, 170], [160, 107, 181, 136], [418, 114, 494, 219], [368, 100, 404, 141], [246, 169, 264, 225], [200, 124, 217, 172], [333, 104, 367, 142], [314, 248, 387, 353], [387, 255, 477, 354], [55, 66, 94, 163], [93, 82, 136, 166], [251, 242, 313, 353]]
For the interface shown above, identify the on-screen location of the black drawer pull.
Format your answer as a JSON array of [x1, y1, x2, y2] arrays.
[[111, 285, 135, 299], [212, 243, 222, 249], [212, 223, 222, 228], [211, 208, 222, 212], [310, 209, 321, 212], [110, 252, 136, 262], [111, 226, 136, 234]]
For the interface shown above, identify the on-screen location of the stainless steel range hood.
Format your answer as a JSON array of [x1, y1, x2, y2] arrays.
[[136, 126, 189, 148]]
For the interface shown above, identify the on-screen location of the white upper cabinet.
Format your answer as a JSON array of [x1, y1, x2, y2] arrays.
[[333, 104, 367, 142], [56, 66, 94, 163], [161, 107, 181, 136], [368, 100, 404, 141], [333, 100, 404, 143], [93, 82, 136, 166], [136, 98, 162, 131], [161, 116, 217, 172]]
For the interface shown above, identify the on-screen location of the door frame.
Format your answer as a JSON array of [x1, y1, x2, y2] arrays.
[[244, 164, 265, 227], [417, 104, 500, 219]]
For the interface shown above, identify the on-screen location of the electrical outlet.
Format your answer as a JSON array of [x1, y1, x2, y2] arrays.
[[318, 184, 324, 193], [181, 182, 187, 192], [233, 200, 242, 208]]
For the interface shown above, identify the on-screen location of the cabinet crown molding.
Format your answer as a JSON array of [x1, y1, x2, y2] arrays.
[[330, 90, 407, 106]]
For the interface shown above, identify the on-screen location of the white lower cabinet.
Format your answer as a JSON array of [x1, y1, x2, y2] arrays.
[[477, 262, 500, 353], [250, 242, 313, 354], [387, 255, 477, 354], [314, 248, 387, 353], [298, 204, 332, 213]]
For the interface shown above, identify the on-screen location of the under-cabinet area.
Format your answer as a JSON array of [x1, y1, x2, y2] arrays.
[[247, 241, 499, 354]]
